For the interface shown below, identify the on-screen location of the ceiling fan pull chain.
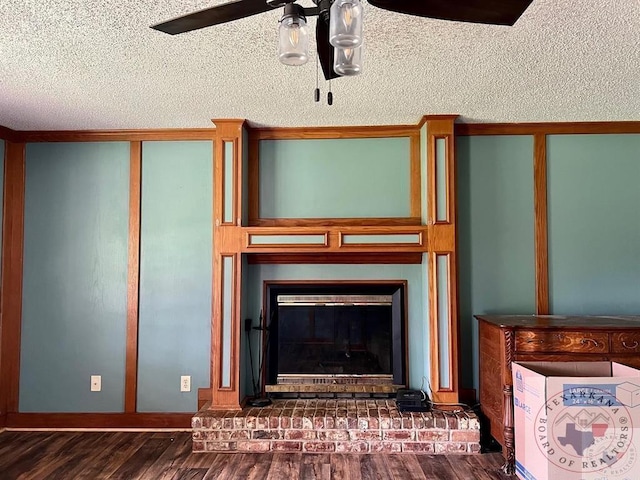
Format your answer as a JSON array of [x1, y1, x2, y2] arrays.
[[315, 52, 320, 102], [328, 79, 333, 105]]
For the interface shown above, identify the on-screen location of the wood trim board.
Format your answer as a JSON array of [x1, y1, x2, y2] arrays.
[[125, 142, 142, 413], [5, 413, 193, 429], [533, 134, 550, 314], [456, 121, 640, 136], [0, 142, 26, 415]]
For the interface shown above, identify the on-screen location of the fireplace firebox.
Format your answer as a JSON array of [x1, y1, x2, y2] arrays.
[[263, 282, 407, 395]]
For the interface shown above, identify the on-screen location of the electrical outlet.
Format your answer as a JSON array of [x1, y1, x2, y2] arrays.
[[180, 375, 191, 392], [91, 375, 101, 392]]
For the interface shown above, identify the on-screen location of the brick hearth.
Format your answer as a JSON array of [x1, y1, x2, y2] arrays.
[[192, 399, 480, 454]]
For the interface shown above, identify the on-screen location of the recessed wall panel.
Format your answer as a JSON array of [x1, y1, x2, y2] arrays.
[[457, 135, 536, 390], [259, 138, 411, 219], [20, 142, 129, 412], [548, 134, 640, 314], [138, 140, 213, 412]]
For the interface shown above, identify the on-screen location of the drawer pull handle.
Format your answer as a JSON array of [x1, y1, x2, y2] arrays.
[[581, 338, 599, 347], [622, 340, 639, 350], [526, 338, 544, 344]]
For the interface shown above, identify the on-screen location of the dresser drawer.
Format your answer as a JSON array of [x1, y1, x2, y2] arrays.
[[515, 331, 609, 353], [611, 332, 640, 353]]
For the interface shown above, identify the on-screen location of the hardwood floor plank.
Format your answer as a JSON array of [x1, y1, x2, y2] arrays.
[[110, 437, 174, 479], [2, 432, 82, 479], [246, 452, 274, 480], [300, 453, 331, 480], [75, 432, 149, 479], [20, 432, 107, 480], [266, 452, 302, 480], [0, 432, 518, 480], [359, 455, 392, 480], [384, 453, 427, 480], [171, 468, 209, 480], [141, 432, 193, 479], [415, 455, 461, 480]]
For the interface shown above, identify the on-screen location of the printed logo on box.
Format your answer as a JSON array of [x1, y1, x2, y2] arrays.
[[534, 385, 638, 475]]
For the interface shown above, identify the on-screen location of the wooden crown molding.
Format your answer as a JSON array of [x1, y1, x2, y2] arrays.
[[15, 129, 216, 143], [253, 124, 418, 140], [456, 121, 640, 136], [0, 125, 19, 142]]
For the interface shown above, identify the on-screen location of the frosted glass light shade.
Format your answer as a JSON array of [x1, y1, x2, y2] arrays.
[[334, 46, 362, 76], [329, 0, 363, 48], [278, 5, 309, 66]]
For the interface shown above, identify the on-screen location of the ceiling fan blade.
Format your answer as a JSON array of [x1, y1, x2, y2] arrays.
[[152, 0, 274, 35], [316, 16, 341, 81], [368, 0, 533, 26]]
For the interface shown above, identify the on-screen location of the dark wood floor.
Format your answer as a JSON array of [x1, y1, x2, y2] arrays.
[[0, 431, 517, 480]]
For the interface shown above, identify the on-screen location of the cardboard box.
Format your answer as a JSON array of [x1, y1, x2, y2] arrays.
[[513, 361, 640, 480]]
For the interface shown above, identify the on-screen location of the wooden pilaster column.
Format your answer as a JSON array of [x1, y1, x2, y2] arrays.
[[210, 119, 247, 410], [423, 115, 460, 404], [1, 140, 26, 423]]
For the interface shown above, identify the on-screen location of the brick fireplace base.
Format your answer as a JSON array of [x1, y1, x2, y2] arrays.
[[191, 399, 480, 454]]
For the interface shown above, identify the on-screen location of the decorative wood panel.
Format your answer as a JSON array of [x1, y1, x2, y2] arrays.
[[533, 134, 549, 315]]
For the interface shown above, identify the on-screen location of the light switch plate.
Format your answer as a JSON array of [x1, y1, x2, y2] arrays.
[[91, 375, 101, 392]]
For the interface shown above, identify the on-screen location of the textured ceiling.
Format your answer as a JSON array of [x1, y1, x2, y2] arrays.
[[0, 0, 638, 130]]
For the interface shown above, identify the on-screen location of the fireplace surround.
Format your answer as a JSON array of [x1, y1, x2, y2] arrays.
[[263, 281, 407, 396]]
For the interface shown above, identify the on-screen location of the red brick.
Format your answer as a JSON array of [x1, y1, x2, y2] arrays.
[[192, 431, 203, 440], [349, 430, 382, 441], [192, 440, 205, 452], [291, 416, 303, 429], [379, 416, 392, 429], [284, 430, 317, 440], [192, 418, 202, 428], [417, 430, 449, 442], [324, 416, 335, 429], [402, 442, 435, 453], [369, 441, 402, 453], [468, 443, 481, 453], [335, 417, 348, 429], [269, 416, 280, 429], [357, 418, 369, 430], [367, 417, 380, 429], [245, 415, 257, 429], [313, 416, 325, 429], [236, 440, 271, 452], [450, 430, 480, 443], [252, 430, 282, 440], [401, 416, 413, 429], [445, 442, 468, 453], [432, 412, 447, 429], [205, 441, 236, 452], [272, 441, 302, 452], [445, 413, 459, 429], [303, 442, 336, 453], [233, 416, 245, 429], [335, 441, 369, 453], [280, 416, 291, 429], [382, 430, 414, 441], [222, 417, 235, 429], [318, 430, 350, 441]]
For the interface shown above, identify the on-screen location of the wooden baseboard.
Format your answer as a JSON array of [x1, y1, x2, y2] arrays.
[[6, 413, 193, 429]]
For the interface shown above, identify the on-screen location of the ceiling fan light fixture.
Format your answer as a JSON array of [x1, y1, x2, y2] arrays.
[[329, 0, 363, 48], [278, 3, 310, 66], [333, 45, 362, 76]]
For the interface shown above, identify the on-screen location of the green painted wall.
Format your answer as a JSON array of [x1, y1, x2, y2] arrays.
[[259, 138, 411, 219], [457, 135, 536, 389], [137, 141, 213, 412], [244, 263, 428, 393], [548, 134, 640, 314], [20, 142, 129, 412]]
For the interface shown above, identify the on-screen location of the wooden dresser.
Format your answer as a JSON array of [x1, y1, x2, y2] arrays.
[[476, 315, 640, 473]]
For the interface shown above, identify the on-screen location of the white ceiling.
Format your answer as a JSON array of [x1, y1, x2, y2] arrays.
[[0, 0, 638, 130]]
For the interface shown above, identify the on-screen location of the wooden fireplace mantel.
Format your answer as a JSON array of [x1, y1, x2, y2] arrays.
[[209, 116, 460, 410]]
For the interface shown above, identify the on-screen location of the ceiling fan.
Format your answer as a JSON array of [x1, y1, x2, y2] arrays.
[[152, 0, 534, 81]]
